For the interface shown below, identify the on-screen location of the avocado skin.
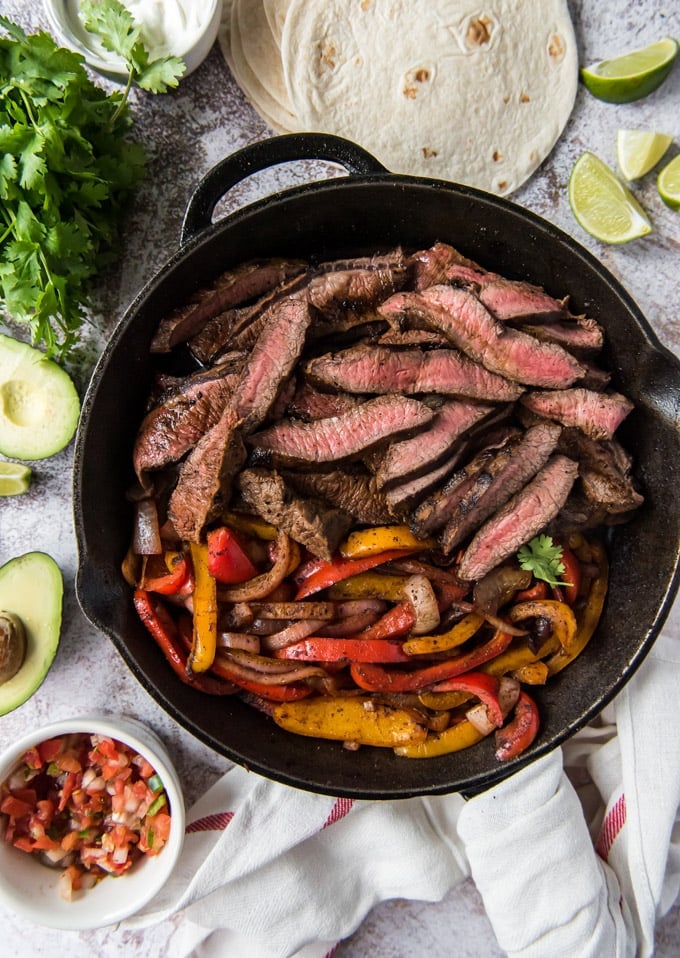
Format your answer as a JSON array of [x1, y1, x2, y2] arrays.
[[0, 334, 80, 460], [0, 552, 63, 716]]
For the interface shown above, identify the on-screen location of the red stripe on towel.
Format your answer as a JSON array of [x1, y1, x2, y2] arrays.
[[322, 797, 354, 829], [595, 793, 626, 861], [186, 811, 234, 834]]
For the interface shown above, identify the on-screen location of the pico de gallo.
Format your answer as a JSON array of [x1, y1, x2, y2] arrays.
[[0, 732, 172, 899]]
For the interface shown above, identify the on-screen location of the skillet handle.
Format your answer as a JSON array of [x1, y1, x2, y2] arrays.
[[180, 133, 388, 245]]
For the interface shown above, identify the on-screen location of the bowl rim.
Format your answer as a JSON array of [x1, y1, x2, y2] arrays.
[[0, 712, 185, 930]]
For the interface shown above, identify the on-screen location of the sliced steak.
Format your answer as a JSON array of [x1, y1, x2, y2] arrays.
[[457, 454, 579, 580], [521, 316, 604, 356], [307, 249, 409, 318], [151, 258, 307, 352], [237, 468, 352, 560], [558, 428, 644, 514], [231, 292, 312, 433], [477, 277, 567, 323], [377, 327, 450, 347], [410, 241, 486, 290], [380, 286, 584, 388], [286, 381, 362, 421], [133, 361, 243, 481], [410, 428, 522, 538], [439, 421, 563, 553], [167, 408, 246, 542], [305, 344, 524, 401], [520, 387, 634, 440], [248, 395, 434, 468], [373, 399, 496, 489], [384, 447, 469, 512], [282, 468, 397, 525]]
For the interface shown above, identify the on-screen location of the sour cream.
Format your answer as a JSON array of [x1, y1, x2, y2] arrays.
[[51, 0, 221, 77]]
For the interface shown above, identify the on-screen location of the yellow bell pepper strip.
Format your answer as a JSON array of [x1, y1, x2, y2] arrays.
[[418, 689, 472, 710], [223, 511, 277, 540], [274, 635, 413, 664], [507, 598, 577, 652], [512, 661, 549, 685], [429, 672, 504, 727], [394, 717, 486, 758], [402, 612, 485, 655], [546, 543, 608, 676], [294, 549, 415, 599], [326, 571, 410, 601], [272, 695, 428, 747], [133, 590, 234, 695], [188, 542, 218, 673], [339, 525, 435, 559], [481, 633, 561, 677], [206, 526, 258, 584], [494, 690, 540, 761], [350, 628, 513, 693]]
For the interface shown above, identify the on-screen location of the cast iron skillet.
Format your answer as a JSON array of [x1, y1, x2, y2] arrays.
[[74, 134, 680, 799]]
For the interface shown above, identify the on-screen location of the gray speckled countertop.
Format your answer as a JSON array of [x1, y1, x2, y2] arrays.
[[1, 2, 679, 956]]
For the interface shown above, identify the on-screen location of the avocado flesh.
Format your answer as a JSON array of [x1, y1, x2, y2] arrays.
[[0, 553, 63, 716], [0, 334, 80, 460]]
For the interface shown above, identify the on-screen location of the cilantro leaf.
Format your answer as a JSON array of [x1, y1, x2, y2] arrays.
[[517, 535, 572, 589]]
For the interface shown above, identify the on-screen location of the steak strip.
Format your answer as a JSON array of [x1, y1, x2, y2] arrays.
[[520, 388, 634, 440]]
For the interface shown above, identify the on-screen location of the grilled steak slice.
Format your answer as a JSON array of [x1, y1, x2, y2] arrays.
[[439, 422, 563, 553], [477, 278, 567, 323], [282, 468, 397, 525], [151, 258, 307, 353], [557, 428, 644, 514], [286, 381, 362, 421], [238, 468, 352, 560], [521, 316, 604, 357], [410, 241, 485, 290], [410, 428, 522, 538], [372, 400, 496, 489], [167, 408, 246, 542], [248, 395, 434, 468], [133, 360, 243, 481], [307, 249, 409, 318], [384, 448, 468, 512], [377, 327, 450, 347], [231, 292, 312, 433], [305, 345, 524, 402], [457, 454, 579, 580], [380, 286, 584, 388], [520, 388, 634, 440]]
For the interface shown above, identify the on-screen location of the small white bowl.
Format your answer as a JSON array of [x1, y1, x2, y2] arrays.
[[43, 0, 223, 80], [0, 714, 185, 930]]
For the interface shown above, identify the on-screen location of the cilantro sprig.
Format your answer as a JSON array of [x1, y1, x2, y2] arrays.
[[517, 535, 573, 588], [0, 5, 184, 361]]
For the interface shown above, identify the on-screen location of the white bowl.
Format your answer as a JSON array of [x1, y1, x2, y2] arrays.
[[43, 0, 223, 80], [0, 714, 185, 930]]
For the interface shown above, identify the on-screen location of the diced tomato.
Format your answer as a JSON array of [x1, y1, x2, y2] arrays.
[[37, 738, 63, 764], [31, 834, 60, 851], [36, 799, 55, 825], [11, 787, 38, 806], [1, 795, 33, 819], [13, 836, 34, 853], [23, 747, 43, 769]]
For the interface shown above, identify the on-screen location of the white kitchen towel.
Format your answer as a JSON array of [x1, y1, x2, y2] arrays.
[[123, 602, 680, 958]]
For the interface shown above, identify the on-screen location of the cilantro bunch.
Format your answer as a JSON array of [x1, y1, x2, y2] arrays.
[[517, 535, 572, 588], [0, 4, 183, 361]]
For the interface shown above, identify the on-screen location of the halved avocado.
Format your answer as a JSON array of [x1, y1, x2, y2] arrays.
[[0, 334, 80, 460], [0, 553, 63, 716]]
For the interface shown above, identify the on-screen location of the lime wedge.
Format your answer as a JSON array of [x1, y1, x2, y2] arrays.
[[581, 37, 679, 103], [568, 152, 652, 244], [0, 461, 32, 496], [616, 130, 673, 180], [658, 154, 680, 210]]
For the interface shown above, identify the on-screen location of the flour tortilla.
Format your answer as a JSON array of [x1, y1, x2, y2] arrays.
[[263, 0, 291, 47], [236, 0, 293, 113], [281, 0, 577, 194]]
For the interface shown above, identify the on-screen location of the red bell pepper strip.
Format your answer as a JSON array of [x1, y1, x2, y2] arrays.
[[350, 629, 513, 693], [430, 672, 504, 728], [494, 690, 540, 761], [515, 580, 549, 602], [207, 526, 258, 584], [209, 654, 312, 701], [142, 551, 192, 595], [133, 590, 235, 695], [553, 543, 581, 606], [275, 636, 413, 663], [294, 549, 416, 600]]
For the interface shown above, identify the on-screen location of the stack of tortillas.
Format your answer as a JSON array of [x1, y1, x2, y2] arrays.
[[219, 0, 578, 195]]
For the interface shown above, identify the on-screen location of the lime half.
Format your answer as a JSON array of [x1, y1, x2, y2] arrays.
[[0, 461, 32, 496], [616, 130, 673, 180], [658, 154, 680, 210], [581, 37, 679, 103], [569, 152, 652, 244]]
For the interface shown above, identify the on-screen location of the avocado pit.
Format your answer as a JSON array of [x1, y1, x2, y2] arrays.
[[0, 611, 26, 684]]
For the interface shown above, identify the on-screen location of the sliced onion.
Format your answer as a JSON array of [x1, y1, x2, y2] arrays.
[[261, 618, 328, 652], [315, 612, 382, 637], [132, 498, 162, 556], [334, 599, 388, 617], [217, 530, 292, 602], [402, 574, 440, 635], [466, 676, 521, 735], [215, 650, 326, 685], [217, 632, 261, 653]]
